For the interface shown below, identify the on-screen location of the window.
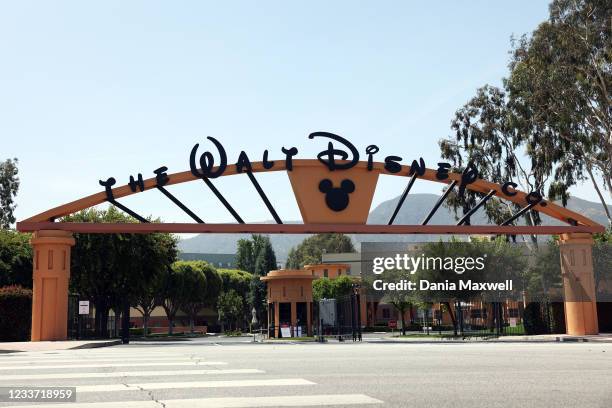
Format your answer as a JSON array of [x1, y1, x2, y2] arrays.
[[323, 269, 328, 278], [434, 310, 442, 320], [382, 308, 391, 319], [283, 286, 286, 297], [338, 268, 342, 275], [300, 286, 304, 297], [508, 308, 519, 318]]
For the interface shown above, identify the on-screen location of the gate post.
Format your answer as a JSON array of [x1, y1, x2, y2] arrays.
[[30, 230, 75, 341], [559, 233, 599, 335]]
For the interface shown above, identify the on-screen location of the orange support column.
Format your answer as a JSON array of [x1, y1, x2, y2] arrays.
[[30, 230, 75, 341], [274, 301, 280, 338], [560, 233, 599, 335], [359, 289, 367, 327]]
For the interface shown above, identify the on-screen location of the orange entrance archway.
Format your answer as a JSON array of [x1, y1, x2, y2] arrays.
[[17, 138, 605, 340]]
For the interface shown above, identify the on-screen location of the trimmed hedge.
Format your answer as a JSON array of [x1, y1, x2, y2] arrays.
[[0, 285, 32, 341]]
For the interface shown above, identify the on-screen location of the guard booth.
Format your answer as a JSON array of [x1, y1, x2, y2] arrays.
[[261, 270, 315, 338]]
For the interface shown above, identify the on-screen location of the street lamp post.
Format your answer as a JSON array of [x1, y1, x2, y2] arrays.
[[351, 283, 362, 342]]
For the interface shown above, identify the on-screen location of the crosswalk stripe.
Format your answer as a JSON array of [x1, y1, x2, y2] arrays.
[[1, 351, 193, 356], [0, 368, 264, 380], [10, 394, 382, 408], [76, 378, 315, 392], [0, 357, 212, 365], [0, 350, 200, 360], [0, 361, 227, 370]]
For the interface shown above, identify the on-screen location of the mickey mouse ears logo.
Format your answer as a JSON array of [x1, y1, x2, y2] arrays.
[[319, 179, 355, 212]]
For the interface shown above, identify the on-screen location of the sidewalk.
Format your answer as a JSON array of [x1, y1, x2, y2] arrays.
[[495, 333, 612, 343], [370, 333, 612, 343], [0, 339, 121, 353]]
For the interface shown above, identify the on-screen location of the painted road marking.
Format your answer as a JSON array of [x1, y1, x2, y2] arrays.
[[0, 353, 206, 358], [76, 378, 315, 392], [0, 361, 227, 370], [0, 368, 264, 380], [0, 357, 214, 365], [12, 394, 383, 408]]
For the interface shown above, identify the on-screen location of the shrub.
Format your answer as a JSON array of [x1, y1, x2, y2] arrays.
[[129, 328, 144, 336], [0, 285, 32, 341]]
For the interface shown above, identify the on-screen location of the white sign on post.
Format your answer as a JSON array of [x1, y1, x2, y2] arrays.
[[79, 301, 90, 315], [280, 326, 291, 338]]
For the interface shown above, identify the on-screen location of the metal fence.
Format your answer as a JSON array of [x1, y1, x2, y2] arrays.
[[67, 295, 118, 339], [422, 301, 565, 337]]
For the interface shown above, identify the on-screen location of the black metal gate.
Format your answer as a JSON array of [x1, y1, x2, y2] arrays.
[[314, 292, 363, 342]]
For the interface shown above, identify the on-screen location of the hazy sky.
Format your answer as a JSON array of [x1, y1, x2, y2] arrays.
[[2, 1, 605, 228]]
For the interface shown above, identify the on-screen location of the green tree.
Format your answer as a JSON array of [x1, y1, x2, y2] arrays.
[[441, 0, 612, 228], [0, 285, 32, 341], [254, 239, 277, 276], [235, 239, 254, 273], [312, 275, 355, 301], [380, 268, 417, 335], [66, 208, 128, 336], [218, 269, 252, 298], [176, 261, 209, 333], [250, 238, 277, 322], [133, 275, 159, 337], [0, 230, 32, 288], [132, 231, 177, 336], [217, 289, 244, 332], [158, 262, 186, 335], [234, 235, 277, 325], [440, 85, 546, 245], [506, 0, 611, 226], [312, 278, 334, 301], [200, 262, 222, 308], [418, 238, 525, 335], [116, 232, 176, 336], [236, 234, 277, 275], [286, 234, 355, 269], [524, 241, 562, 299], [65, 207, 178, 337], [0, 158, 19, 229]]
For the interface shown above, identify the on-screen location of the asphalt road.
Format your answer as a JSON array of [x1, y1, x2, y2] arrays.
[[0, 338, 610, 408]]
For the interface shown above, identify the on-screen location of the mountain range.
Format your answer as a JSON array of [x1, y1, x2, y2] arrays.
[[178, 194, 611, 260]]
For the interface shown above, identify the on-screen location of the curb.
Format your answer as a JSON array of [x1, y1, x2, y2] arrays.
[[0, 339, 122, 353], [69, 340, 123, 349]]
